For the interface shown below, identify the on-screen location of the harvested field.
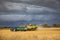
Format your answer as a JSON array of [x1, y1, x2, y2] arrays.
[[0, 28, 60, 40]]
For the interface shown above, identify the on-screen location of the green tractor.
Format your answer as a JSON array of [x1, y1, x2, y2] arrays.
[[10, 24, 37, 31]]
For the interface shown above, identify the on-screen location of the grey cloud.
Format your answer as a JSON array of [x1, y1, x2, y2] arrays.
[[0, 3, 6, 11], [20, 0, 31, 2], [0, 0, 60, 26], [26, 5, 56, 14], [4, 2, 26, 11], [0, 14, 58, 21], [34, 15, 56, 20], [0, 0, 60, 11], [0, 2, 57, 15], [0, 15, 32, 21]]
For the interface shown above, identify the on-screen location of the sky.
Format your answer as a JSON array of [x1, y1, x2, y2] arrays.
[[0, 0, 60, 27]]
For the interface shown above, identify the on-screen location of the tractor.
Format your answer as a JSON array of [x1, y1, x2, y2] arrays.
[[10, 24, 37, 31]]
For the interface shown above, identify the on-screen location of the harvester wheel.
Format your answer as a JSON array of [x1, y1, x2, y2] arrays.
[[13, 29, 16, 31], [10, 28, 16, 31], [31, 27, 37, 31]]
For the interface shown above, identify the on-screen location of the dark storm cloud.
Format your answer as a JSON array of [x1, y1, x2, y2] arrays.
[[0, 0, 60, 10], [0, 1, 59, 21], [0, 1, 58, 15], [0, 0, 60, 27], [0, 14, 57, 21]]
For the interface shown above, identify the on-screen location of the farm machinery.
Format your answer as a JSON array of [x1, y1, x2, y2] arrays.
[[10, 24, 37, 31]]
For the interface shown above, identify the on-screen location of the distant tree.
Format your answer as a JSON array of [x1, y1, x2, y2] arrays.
[[56, 24, 60, 27], [53, 24, 57, 27], [53, 24, 60, 27], [42, 24, 48, 27]]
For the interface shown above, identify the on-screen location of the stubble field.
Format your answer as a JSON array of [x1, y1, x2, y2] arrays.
[[0, 28, 60, 40]]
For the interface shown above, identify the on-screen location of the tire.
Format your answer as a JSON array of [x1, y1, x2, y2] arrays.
[[13, 29, 16, 31], [10, 28, 13, 31], [27, 28, 32, 31], [10, 28, 16, 31]]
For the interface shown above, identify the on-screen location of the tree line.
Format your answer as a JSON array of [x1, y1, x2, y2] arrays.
[[41, 24, 60, 28]]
